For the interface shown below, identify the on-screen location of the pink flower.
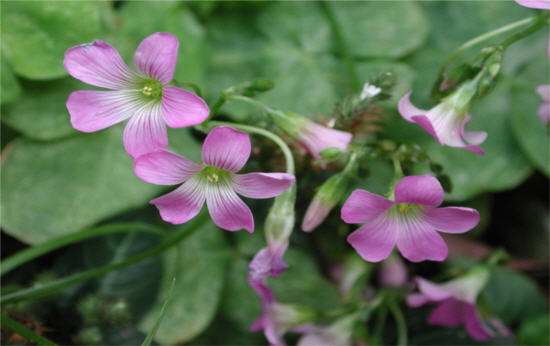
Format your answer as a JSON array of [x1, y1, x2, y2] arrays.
[[64, 32, 209, 158], [134, 126, 295, 232], [249, 278, 316, 346], [268, 110, 352, 159], [514, 0, 550, 9], [398, 88, 487, 155], [407, 268, 511, 341], [341, 175, 479, 263], [378, 254, 408, 287], [249, 242, 289, 281], [537, 85, 550, 123]]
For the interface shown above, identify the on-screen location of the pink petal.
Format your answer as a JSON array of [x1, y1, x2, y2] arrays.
[[425, 207, 479, 234], [134, 151, 203, 185], [411, 115, 443, 145], [537, 85, 550, 102], [514, 0, 550, 9], [398, 92, 428, 122], [123, 103, 168, 158], [133, 32, 178, 84], [416, 277, 454, 302], [341, 189, 394, 224], [464, 144, 486, 155], [396, 217, 448, 262], [464, 304, 495, 341], [394, 175, 444, 207], [66, 90, 138, 132], [233, 173, 295, 199], [202, 126, 251, 172], [161, 86, 209, 128], [300, 122, 353, 159], [150, 177, 206, 224], [346, 215, 398, 262], [64, 40, 137, 89], [249, 243, 289, 281], [406, 293, 431, 307], [428, 298, 468, 326], [206, 184, 254, 232], [538, 102, 550, 124]]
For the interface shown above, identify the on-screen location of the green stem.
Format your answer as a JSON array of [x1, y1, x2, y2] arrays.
[[438, 15, 539, 77], [388, 297, 408, 346], [319, 0, 360, 90], [1, 314, 57, 345], [205, 95, 227, 122], [1, 213, 207, 304], [227, 94, 273, 113], [500, 14, 548, 48], [1, 222, 166, 276], [205, 121, 295, 175], [342, 150, 359, 176]]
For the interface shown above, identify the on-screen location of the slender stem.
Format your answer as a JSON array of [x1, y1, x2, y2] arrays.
[[141, 277, 176, 346], [388, 297, 408, 346], [500, 14, 548, 48], [205, 95, 227, 122], [227, 94, 273, 113], [1, 213, 208, 304], [206, 121, 295, 175], [438, 16, 539, 76], [319, 0, 360, 91], [342, 150, 359, 175], [1, 314, 57, 345], [1, 222, 166, 276], [391, 155, 404, 179]]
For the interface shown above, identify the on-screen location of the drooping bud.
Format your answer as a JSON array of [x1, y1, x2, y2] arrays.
[[266, 109, 352, 160], [378, 253, 408, 287], [302, 173, 349, 232]]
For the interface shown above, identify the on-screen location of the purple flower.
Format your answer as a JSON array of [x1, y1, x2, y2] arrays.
[[398, 86, 487, 155], [514, 0, 550, 9], [249, 242, 289, 281], [341, 175, 479, 263], [64, 32, 209, 158], [537, 85, 550, 123], [268, 110, 352, 159], [407, 268, 511, 341], [249, 278, 316, 346], [134, 126, 295, 232]]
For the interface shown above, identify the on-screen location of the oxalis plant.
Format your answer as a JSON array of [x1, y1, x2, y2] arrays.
[[1, 1, 549, 345]]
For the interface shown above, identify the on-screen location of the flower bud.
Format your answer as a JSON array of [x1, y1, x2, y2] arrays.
[[302, 173, 349, 232], [378, 254, 407, 287]]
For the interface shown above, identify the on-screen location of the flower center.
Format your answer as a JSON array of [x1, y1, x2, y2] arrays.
[[199, 166, 231, 185], [140, 79, 163, 100], [388, 203, 423, 217]]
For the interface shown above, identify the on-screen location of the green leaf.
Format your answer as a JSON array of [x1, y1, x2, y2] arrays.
[[330, 1, 429, 58], [1, 58, 21, 103], [0, 126, 199, 245], [1, 1, 101, 79], [138, 221, 230, 344], [1, 78, 81, 140], [517, 313, 550, 345], [141, 277, 176, 346], [117, 1, 207, 86], [483, 266, 548, 325]]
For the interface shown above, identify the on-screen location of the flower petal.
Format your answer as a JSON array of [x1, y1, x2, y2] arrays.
[[394, 175, 444, 207], [398, 92, 428, 122], [425, 207, 479, 234], [150, 177, 205, 224], [206, 183, 254, 232], [123, 103, 168, 158], [249, 243, 289, 281], [64, 40, 137, 89], [464, 304, 495, 341], [416, 277, 454, 301], [428, 298, 467, 326], [411, 115, 443, 145], [300, 122, 353, 159], [537, 85, 550, 102], [66, 90, 138, 132], [346, 215, 398, 262], [133, 32, 178, 84], [302, 197, 333, 232], [202, 126, 251, 172], [233, 172, 295, 199], [134, 151, 203, 185], [396, 217, 448, 262], [341, 189, 394, 224], [514, 0, 550, 10], [538, 102, 550, 124], [406, 293, 431, 308], [161, 86, 209, 128]]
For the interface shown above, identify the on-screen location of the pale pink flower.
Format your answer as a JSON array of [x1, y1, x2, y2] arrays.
[[64, 32, 209, 158], [407, 268, 511, 341], [379, 253, 408, 287], [341, 175, 479, 263], [398, 88, 487, 155], [537, 85, 550, 123], [514, 0, 550, 9], [249, 242, 289, 281], [134, 126, 295, 232]]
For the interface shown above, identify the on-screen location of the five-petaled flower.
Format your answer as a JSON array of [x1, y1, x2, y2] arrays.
[[341, 175, 479, 262], [398, 84, 487, 155], [407, 267, 511, 341], [64, 32, 209, 158], [134, 126, 295, 232]]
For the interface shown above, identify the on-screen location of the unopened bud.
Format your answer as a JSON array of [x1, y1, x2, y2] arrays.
[[302, 173, 349, 232], [379, 254, 407, 287]]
